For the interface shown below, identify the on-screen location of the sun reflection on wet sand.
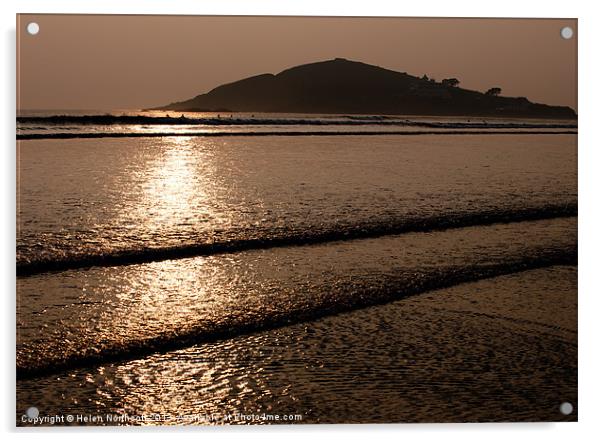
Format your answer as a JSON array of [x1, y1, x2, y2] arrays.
[[17, 217, 576, 383], [138, 137, 209, 228]]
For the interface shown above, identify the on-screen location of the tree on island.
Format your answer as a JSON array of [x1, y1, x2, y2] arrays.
[[442, 78, 460, 87], [486, 87, 502, 96]]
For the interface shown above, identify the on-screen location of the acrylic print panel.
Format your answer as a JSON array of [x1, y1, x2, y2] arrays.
[[16, 14, 577, 425]]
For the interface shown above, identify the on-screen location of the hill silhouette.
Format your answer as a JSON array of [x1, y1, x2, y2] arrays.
[[155, 58, 576, 118]]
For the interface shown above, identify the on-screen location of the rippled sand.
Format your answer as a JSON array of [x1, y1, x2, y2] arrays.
[[17, 217, 576, 376], [18, 265, 576, 425]]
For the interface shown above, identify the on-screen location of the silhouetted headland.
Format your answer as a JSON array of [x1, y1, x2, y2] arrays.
[[154, 58, 576, 118]]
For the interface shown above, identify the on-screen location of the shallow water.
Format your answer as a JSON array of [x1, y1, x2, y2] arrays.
[[16, 121, 578, 424], [17, 134, 576, 267]]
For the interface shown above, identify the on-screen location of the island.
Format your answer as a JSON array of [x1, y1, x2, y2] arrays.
[[154, 58, 576, 119]]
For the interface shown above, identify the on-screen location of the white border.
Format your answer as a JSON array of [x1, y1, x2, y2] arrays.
[[3, 1, 601, 440]]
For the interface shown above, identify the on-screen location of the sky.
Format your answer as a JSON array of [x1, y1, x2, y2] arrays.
[[17, 15, 577, 111]]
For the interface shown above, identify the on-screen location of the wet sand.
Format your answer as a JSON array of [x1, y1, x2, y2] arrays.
[[18, 265, 577, 425]]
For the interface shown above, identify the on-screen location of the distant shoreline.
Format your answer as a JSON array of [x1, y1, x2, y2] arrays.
[[17, 130, 578, 140], [17, 114, 578, 125]]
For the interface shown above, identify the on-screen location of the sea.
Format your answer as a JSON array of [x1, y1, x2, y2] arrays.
[[16, 111, 578, 424]]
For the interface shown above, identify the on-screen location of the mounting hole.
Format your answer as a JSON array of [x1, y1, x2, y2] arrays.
[[26, 406, 39, 418], [559, 401, 573, 415], [27, 22, 40, 35], [560, 26, 573, 40]]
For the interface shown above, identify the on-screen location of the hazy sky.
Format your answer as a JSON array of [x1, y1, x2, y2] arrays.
[[17, 15, 577, 111]]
